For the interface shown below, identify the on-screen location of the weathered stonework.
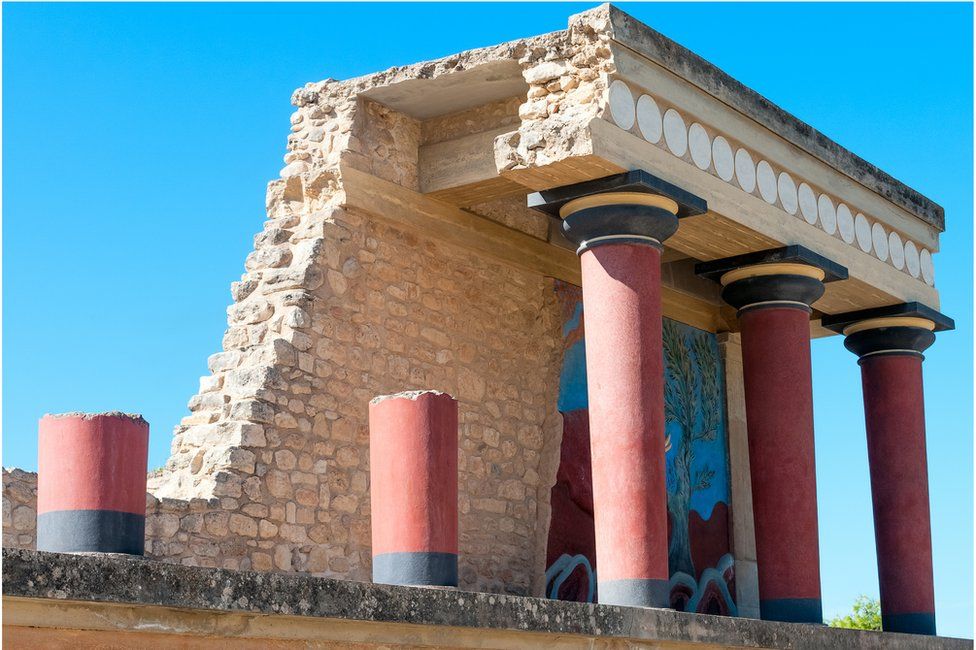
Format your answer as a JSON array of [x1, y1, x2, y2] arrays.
[[4, 549, 972, 649], [2, 469, 37, 551], [3, 5, 951, 635]]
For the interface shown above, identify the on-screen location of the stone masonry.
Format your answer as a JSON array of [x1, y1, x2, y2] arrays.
[[3, 2, 950, 618], [2, 6, 627, 596]]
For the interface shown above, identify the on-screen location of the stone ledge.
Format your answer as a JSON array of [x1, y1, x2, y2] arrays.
[[601, 3, 945, 231], [2, 549, 971, 649]]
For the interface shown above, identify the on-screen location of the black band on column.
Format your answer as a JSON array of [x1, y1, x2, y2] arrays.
[[561, 204, 679, 253], [721, 274, 825, 314], [822, 303, 953, 362], [845, 326, 936, 361]]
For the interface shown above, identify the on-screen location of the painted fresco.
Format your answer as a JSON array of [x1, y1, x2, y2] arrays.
[[545, 280, 736, 615]]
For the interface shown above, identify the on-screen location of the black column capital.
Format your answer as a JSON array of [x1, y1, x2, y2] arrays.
[[821, 302, 954, 361], [527, 170, 706, 255], [695, 245, 848, 315]]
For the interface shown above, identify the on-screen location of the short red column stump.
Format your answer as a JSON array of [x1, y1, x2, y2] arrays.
[[368, 390, 458, 587], [37, 412, 149, 555]]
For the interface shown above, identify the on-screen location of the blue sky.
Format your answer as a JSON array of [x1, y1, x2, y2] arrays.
[[3, 2, 972, 638]]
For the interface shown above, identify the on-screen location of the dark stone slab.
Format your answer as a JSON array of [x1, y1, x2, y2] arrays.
[[821, 301, 955, 333], [603, 5, 945, 232], [527, 169, 707, 218], [3, 549, 972, 649], [695, 245, 848, 283]]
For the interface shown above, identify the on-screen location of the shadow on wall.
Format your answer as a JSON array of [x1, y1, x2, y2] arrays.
[[545, 281, 736, 615]]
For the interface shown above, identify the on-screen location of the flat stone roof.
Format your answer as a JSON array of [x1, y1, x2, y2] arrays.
[[3, 549, 971, 649], [330, 4, 943, 232], [601, 5, 944, 231]]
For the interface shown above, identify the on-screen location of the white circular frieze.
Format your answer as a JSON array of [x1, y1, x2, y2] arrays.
[[904, 240, 920, 278], [798, 183, 818, 224], [920, 249, 934, 285], [734, 148, 756, 193], [712, 136, 734, 181], [757, 160, 777, 204], [818, 194, 837, 235], [613, 86, 933, 288], [609, 80, 635, 131], [888, 231, 905, 270], [636, 94, 662, 143], [855, 213, 872, 252], [836, 204, 855, 244], [872, 223, 889, 262], [777, 172, 798, 215], [689, 123, 711, 170], [663, 109, 688, 157]]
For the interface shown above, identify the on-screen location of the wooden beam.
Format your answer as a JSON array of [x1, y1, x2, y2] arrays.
[[588, 118, 940, 311], [341, 165, 723, 332], [419, 126, 520, 200]]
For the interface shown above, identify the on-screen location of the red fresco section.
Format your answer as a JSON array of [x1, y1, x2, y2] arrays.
[[739, 306, 822, 602], [38, 413, 149, 516], [579, 243, 669, 585], [546, 481, 597, 601], [690, 501, 731, 582], [554, 410, 593, 514], [368, 393, 458, 556], [861, 354, 935, 616]]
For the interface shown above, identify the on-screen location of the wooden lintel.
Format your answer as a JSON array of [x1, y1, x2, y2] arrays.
[[340, 165, 723, 332]]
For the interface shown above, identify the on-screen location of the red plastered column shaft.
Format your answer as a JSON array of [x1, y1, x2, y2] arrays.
[[580, 243, 670, 607], [37, 412, 149, 554], [368, 391, 458, 586], [739, 307, 822, 622], [860, 354, 935, 633]]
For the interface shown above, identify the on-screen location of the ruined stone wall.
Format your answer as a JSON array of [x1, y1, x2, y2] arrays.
[[2, 469, 37, 550], [1, 5, 634, 594], [4, 197, 565, 593], [494, 7, 616, 174], [136, 67, 564, 590]]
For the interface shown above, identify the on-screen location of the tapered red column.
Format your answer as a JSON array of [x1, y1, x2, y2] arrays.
[[369, 390, 458, 587], [823, 304, 954, 635], [579, 236, 670, 607], [37, 412, 149, 555], [698, 247, 846, 623], [739, 300, 822, 623], [530, 171, 706, 607]]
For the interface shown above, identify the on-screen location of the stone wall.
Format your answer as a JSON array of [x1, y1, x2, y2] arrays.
[[1, 5, 689, 598], [494, 7, 616, 174], [2, 469, 36, 550], [4, 193, 565, 593], [82, 63, 563, 592]]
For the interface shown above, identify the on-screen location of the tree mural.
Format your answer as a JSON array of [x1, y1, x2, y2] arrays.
[[547, 283, 735, 614], [663, 319, 722, 579]]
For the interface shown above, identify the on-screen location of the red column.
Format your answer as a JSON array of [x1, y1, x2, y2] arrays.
[[860, 353, 936, 635], [368, 390, 458, 587], [697, 248, 846, 623], [739, 305, 823, 622], [580, 242, 670, 607], [37, 412, 149, 555], [826, 310, 949, 635], [530, 172, 704, 608]]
